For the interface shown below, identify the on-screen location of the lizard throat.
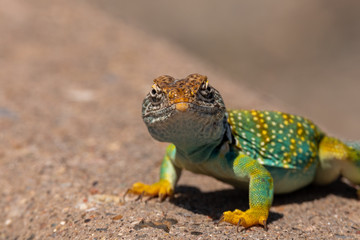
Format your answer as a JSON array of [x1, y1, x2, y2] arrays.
[[144, 104, 227, 151]]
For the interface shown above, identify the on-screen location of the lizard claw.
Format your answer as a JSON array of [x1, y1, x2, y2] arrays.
[[236, 218, 245, 232], [123, 189, 144, 202], [144, 194, 158, 203], [263, 219, 268, 231], [215, 215, 224, 226], [136, 191, 145, 201], [123, 189, 130, 202], [158, 192, 167, 202]]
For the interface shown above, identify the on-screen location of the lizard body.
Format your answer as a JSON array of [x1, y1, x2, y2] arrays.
[[128, 74, 360, 229]]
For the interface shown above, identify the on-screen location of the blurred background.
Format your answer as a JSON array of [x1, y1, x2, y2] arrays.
[[90, 0, 360, 138]]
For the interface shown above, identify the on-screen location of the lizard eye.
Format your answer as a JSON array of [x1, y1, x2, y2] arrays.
[[198, 81, 214, 102], [149, 86, 163, 105]]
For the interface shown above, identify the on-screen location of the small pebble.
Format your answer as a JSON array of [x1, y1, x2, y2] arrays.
[[66, 89, 95, 102], [191, 231, 203, 235], [112, 215, 123, 220]]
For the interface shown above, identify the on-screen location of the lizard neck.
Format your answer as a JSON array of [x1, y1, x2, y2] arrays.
[[149, 115, 233, 161], [174, 134, 225, 161], [175, 132, 234, 163]]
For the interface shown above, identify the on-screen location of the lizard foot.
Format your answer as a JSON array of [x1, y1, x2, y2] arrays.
[[220, 208, 268, 230], [125, 179, 173, 201]]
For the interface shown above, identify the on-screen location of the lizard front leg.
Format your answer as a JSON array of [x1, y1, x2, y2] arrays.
[[222, 154, 274, 229], [127, 144, 182, 200]]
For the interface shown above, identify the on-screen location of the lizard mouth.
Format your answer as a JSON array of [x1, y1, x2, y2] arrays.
[[175, 102, 189, 112], [142, 101, 224, 126]]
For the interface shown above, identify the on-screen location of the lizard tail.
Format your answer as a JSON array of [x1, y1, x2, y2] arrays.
[[344, 141, 360, 198], [345, 140, 360, 166], [344, 140, 360, 182], [345, 141, 360, 152], [315, 137, 360, 185]]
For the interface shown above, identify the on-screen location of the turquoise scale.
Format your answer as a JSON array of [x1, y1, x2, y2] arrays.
[[227, 110, 324, 170]]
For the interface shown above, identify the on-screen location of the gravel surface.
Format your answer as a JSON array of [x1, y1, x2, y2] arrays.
[[0, 1, 359, 239]]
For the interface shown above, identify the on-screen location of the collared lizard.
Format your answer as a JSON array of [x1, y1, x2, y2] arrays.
[[127, 73, 360, 229]]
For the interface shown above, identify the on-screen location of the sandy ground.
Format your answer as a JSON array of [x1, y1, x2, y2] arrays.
[[0, 0, 359, 239]]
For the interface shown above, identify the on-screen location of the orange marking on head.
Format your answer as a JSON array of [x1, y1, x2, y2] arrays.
[[175, 103, 189, 112], [153, 73, 207, 105]]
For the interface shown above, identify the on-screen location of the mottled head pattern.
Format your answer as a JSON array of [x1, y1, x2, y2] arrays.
[[142, 74, 227, 149], [153, 74, 206, 105]]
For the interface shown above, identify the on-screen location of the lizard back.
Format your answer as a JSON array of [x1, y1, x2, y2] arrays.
[[227, 110, 324, 170]]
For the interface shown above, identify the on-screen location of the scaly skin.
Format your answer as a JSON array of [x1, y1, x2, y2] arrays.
[[127, 73, 360, 230]]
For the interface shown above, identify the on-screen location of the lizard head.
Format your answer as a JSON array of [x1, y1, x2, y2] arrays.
[[142, 73, 228, 149]]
